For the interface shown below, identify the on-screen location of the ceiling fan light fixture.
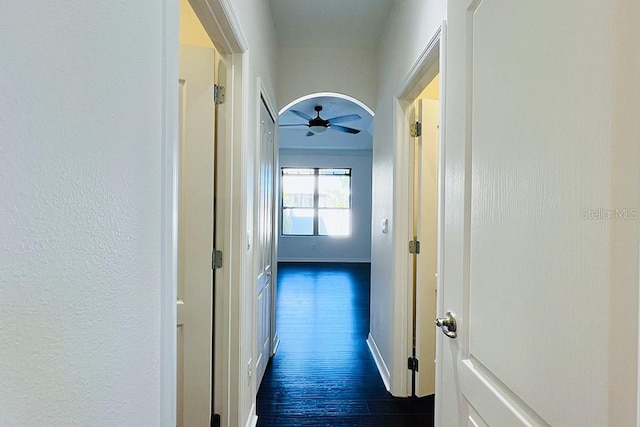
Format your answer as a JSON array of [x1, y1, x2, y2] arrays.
[[286, 104, 361, 136], [309, 125, 328, 134]]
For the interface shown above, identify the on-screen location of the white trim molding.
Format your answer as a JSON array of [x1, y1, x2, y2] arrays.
[[245, 403, 258, 427], [367, 333, 391, 392], [278, 91, 375, 117], [160, 0, 179, 425], [189, 0, 248, 54]]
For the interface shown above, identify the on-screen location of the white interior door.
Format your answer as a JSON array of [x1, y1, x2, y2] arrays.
[[256, 98, 275, 386], [415, 98, 439, 397], [438, 1, 638, 425], [177, 44, 216, 427]]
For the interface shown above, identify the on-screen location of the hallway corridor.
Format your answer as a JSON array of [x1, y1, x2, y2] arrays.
[[256, 263, 434, 426]]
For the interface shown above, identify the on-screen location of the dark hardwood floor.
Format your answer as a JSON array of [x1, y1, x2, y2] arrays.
[[256, 262, 434, 426]]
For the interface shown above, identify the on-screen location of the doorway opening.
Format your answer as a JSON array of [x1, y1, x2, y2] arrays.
[[391, 27, 443, 401], [257, 93, 405, 422], [272, 95, 375, 396], [177, 0, 220, 425], [409, 74, 440, 398], [163, 0, 248, 424], [276, 93, 374, 264]]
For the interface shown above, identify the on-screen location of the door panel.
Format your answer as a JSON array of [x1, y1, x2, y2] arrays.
[[439, 0, 635, 425], [177, 44, 216, 427], [256, 98, 275, 386], [415, 98, 439, 397]]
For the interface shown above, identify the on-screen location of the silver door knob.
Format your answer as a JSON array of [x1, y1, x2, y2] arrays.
[[434, 311, 457, 339]]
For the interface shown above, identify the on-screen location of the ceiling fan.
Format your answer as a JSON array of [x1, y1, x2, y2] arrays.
[[280, 106, 361, 136]]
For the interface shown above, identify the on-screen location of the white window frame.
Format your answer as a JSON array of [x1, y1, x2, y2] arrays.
[[280, 167, 352, 237]]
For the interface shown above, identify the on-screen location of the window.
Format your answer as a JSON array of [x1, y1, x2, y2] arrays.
[[281, 167, 352, 236]]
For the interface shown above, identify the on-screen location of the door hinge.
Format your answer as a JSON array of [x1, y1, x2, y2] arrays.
[[410, 121, 422, 137], [408, 356, 419, 372], [212, 249, 223, 270], [211, 413, 221, 427], [214, 84, 225, 105], [409, 239, 421, 254]]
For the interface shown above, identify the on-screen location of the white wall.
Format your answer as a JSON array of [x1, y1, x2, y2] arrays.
[[0, 0, 280, 425], [222, 1, 279, 425], [0, 1, 165, 424], [609, 0, 640, 422], [370, 0, 446, 395], [277, 47, 377, 111], [278, 149, 373, 263]]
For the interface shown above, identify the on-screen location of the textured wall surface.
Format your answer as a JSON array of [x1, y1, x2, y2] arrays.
[[0, 1, 164, 424], [370, 0, 446, 395], [277, 47, 378, 112]]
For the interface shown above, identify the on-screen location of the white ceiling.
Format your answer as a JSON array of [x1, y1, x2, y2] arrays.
[[268, 0, 394, 49]]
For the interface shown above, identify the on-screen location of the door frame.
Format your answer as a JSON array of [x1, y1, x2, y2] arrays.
[[161, 0, 248, 425], [390, 23, 446, 397]]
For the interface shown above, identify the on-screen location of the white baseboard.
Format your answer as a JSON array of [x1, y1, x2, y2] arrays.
[[367, 333, 391, 392], [277, 258, 371, 263], [245, 403, 257, 427], [271, 332, 280, 356]]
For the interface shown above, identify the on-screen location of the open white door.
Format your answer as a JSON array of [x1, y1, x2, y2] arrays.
[[177, 44, 216, 427], [438, 1, 639, 425], [415, 98, 439, 397]]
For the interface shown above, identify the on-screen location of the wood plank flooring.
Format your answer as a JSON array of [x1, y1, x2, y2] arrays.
[[256, 262, 434, 426]]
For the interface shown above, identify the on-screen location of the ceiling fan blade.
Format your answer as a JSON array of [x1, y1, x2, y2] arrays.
[[327, 114, 362, 124], [289, 109, 313, 121], [331, 124, 361, 134], [305, 131, 315, 137], [279, 124, 308, 127]]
